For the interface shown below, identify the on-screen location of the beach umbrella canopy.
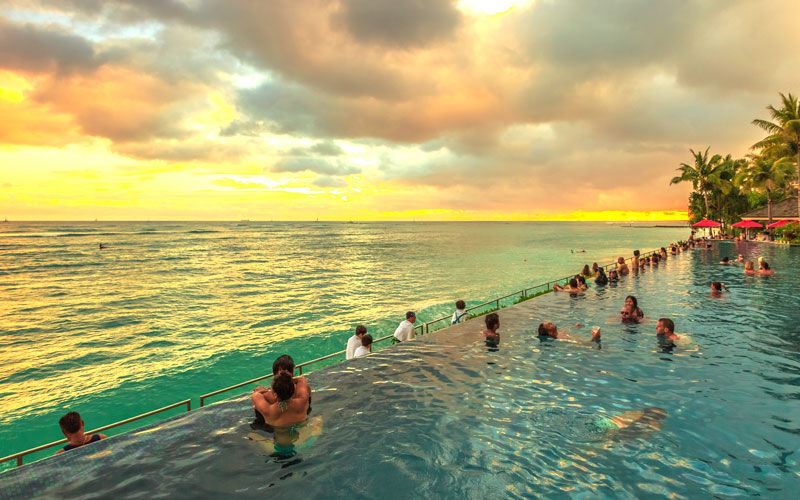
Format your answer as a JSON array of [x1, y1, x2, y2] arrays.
[[731, 220, 763, 228], [692, 219, 721, 227], [767, 219, 792, 228]]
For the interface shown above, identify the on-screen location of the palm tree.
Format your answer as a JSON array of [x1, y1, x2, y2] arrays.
[[734, 155, 795, 225], [671, 147, 725, 218], [751, 92, 800, 220]]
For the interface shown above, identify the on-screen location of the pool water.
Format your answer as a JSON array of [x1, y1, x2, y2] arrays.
[[1, 241, 799, 498]]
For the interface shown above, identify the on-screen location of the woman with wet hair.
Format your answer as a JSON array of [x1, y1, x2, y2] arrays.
[[624, 295, 644, 319]]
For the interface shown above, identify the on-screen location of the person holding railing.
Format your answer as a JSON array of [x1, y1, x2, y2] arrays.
[[553, 278, 582, 293], [346, 325, 367, 360], [392, 311, 416, 344], [55, 412, 107, 455]]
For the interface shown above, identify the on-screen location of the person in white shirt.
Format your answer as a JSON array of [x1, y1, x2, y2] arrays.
[[346, 325, 367, 360], [392, 311, 416, 344], [451, 300, 467, 325], [354, 334, 373, 358]]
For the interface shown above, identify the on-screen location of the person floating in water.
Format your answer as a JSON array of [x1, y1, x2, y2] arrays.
[[710, 281, 730, 297], [56, 412, 107, 454], [720, 256, 730, 265], [537, 322, 600, 346], [735, 254, 745, 263], [482, 312, 500, 346], [758, 259, 774, 275], [595, 407, 667, 440], [98, 243, 107, 249]]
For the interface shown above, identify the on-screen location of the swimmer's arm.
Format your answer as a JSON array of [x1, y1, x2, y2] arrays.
[[294, 377, 311, 399], [251, 391, 273, 418], [254, 385, 278, 404]]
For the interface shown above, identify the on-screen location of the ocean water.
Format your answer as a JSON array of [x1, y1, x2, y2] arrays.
[[1, 239, 798, 498], [0, 221, 687, 464]]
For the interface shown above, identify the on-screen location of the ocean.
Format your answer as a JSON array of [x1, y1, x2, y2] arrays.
[[0, 221, 688, 461]]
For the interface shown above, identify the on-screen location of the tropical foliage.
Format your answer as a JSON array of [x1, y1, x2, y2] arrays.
[[672, 92, 799, 230]]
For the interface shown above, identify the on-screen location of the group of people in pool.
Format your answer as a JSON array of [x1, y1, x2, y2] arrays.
[[720, 254, 775, 275]]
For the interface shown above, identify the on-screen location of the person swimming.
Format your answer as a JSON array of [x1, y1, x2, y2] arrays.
[[759, 259, 774, 275], [710, 281, 730, 297], [537, 322, 600, 345], [720, 256, 730, 265], [623, 296, 644, 321], [744, 260, 756, 274], [594, 407, 667, 440]]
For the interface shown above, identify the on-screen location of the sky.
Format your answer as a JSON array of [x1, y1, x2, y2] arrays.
[[1, 0, 799, 221]]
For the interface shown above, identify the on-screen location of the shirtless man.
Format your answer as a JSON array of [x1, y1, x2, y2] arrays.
[[656, 318, 679, 342], [616, 257, 629, 275], [537, 322, 601, 344], [252, 372, 310, 428]]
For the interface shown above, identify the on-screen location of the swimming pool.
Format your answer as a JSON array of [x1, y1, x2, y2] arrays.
[[1, 241, 799, 498]]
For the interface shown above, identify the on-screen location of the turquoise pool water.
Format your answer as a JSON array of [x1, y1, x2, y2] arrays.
[[0, 221, 687, 463], [1, 240, 798, 498]]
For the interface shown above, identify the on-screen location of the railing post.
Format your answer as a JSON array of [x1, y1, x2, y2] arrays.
[[495, 299, 499, 309], [17, 456, 22, 467], [298, 366, 303, 375], [426, 323, 429, 334], [200, 396, 205, 407], [186, 400, 191, 411]]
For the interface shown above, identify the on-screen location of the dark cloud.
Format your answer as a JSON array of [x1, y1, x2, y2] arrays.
[[272, 158, 360, 176], [0, 16, 99, 73], [335, 0, 461, 48], [312, 175, 348, 188]]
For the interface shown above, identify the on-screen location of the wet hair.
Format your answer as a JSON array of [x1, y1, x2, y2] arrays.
[[537, 323, 547, 336], [582, 265, 590, 275], [592, 262, 599, 270], [272, 372, 295, 401], [762, 261, 771, 271], [658, 318, 675, 333], [745, 260, 754, 270], [626, 295, 639, 309], [59, 412, 82, 434], [711, 281, 722, 291], [721, 256, 729, 263], [569, 278, 578, 288], [576, 275, 586, 285], [597, 267, 606, 276], [485, 313, 499, 330], [633, 249, 640, 257], [661, 247, 666, 253], [456, 300, 466, 310], [361, 334, 373, 347], [272, 354, 295, 376], [355, 325, 367, 335]]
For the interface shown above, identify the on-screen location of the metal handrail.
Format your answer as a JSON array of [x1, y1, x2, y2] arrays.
[[5, 245, 679, 468], [0, 399, 191, 467]]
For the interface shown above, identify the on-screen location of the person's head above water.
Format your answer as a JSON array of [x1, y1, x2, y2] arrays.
[[537, 322, 557, 338], [721, 256, 729, 263], [609, 269, 618, 278], [576, 275, 586, 285], [625, 295, 639, 310], [617, 256, 625, 264], [656, 318, 675, 335], [272, 354, 295, 376], [569, 278, 578, 288], [745, 260, 755, 271], [455, 299, 466, 310], [59, 411, 83, 435], [485, 312, 500, 331], [582, 265, 591, 275], [620, 305, 637, 322], [633, 249, 640, 257], [272, 372, 295, 402], [711, 281, 723, 292]]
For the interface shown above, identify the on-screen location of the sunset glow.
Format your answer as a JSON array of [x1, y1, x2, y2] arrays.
[[1, 1, 798, 221]]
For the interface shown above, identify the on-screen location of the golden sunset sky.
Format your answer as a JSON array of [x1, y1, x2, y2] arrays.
[[1, 0, 799, 221]]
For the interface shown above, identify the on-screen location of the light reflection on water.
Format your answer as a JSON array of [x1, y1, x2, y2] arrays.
[[2, 239, 799, 497]]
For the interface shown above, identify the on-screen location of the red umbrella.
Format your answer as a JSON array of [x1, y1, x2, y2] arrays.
[[692, 219, 721, 227], [731, 220, 762, 228], [767, 219, 792, 228]]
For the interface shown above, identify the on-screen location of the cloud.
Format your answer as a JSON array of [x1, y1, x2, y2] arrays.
[[0, 16, 99, 73], [272, 157, 360, 176], [312, 175, 348, 188], [335, 0, 461, 48]]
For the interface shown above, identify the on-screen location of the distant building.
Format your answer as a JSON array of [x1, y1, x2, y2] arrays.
[[740, 196, 799, 222]]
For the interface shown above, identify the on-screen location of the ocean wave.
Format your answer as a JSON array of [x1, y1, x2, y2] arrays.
[[186, 229, 221, 234]]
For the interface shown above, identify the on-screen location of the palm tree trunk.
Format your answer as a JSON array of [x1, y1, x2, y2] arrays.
[[703, 191, 709, 218], [796, 150, 800, 223], [767, 189, 773, 226]]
